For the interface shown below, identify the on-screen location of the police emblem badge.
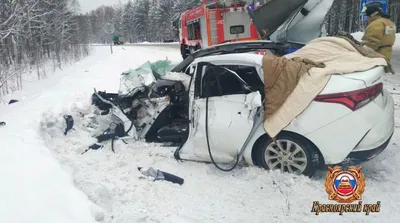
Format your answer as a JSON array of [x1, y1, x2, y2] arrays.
[[325, 166, 366, 203]]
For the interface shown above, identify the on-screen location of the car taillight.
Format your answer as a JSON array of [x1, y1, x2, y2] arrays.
[[314, 83, 383, 111], [256, 50, 267, 55]]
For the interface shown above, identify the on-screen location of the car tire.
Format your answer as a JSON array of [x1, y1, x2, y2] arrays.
[[255, 132, 321, 177]]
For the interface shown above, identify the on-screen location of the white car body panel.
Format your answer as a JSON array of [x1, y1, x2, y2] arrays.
[[252, 0, 335, 45], [177, 52, 394, 167], [319, 76, 366, 94], [353, 89, 395, 151], [179, 57, 262, 163], [272, 0, 335, 44], [191, 93, 260, 160], [338, 66, 385, 87]]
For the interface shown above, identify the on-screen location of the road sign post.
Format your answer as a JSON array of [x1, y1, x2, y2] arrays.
[[103, 22, 116, 54], [110, 37, 113, 54]]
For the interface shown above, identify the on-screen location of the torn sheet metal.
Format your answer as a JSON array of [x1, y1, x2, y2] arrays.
[[161, 72, 191, 91], [136, 96, 171, 140], [93, 91, 137, 139], [119, 62, 156, 97], [244, 91, 262, 121], [118, 60, 178, 97]]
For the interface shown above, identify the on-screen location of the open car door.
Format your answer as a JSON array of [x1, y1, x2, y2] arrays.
[[180, 62, 262, 163]]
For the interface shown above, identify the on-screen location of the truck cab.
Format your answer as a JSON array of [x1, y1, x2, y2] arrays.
[[177, 0, 261, 59]]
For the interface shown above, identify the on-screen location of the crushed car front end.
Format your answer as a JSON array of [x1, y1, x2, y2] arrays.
[[90, 60, 193, 148]]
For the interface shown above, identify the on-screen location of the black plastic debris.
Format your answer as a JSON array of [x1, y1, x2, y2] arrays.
[[157, 124, 188, 143], [0, 121, 6, 127], [81, 143, 104, 155], [8, 99, 18, 104], [138, 167, 184, 185], [63, 115, 74, 135], [83, 122, 126, 155], [91, 90, 116, 112], [100, 110, 110, 115]]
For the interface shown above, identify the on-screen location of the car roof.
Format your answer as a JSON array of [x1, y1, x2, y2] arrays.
[[193, 53, 264, 66]]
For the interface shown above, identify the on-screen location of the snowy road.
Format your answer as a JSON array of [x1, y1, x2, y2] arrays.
[[1, 43, 400, 223], [91, 43, 180, 49]]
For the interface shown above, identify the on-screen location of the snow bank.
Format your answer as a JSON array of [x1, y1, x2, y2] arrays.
[[0, 129, 103, 223], [0, 46, 181, 222], [0, 48, 117, 223], [39, 98, 400, 222], [39, 105, 320, 222]]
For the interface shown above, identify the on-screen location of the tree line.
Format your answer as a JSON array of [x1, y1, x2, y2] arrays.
[[0, 0, 89, 98], [2, 0, 400, 99], [325, 0, 400, 34], [75, 0, 400, 45], [75, 0, 200, 44]]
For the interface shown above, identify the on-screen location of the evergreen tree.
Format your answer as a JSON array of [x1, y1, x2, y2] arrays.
[[133, 0, 150, 41], [155, 0, 175, 41], [121, 1, 135, 43], [148, 0, 159, 42]]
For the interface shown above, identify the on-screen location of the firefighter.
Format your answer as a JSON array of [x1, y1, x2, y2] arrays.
[[361, 2, 396, 61]]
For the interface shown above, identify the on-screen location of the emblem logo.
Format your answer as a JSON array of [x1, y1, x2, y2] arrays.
[[325, 166, 366, 203]]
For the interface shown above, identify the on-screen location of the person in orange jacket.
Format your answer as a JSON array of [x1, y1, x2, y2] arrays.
[[361, 2, 396, 61]]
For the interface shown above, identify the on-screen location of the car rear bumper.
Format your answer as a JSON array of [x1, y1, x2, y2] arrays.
[[335, 90, 395, 166], [350, 89, 395, 152], [335, 131, 393, 166], [310, 89, 395, 165]]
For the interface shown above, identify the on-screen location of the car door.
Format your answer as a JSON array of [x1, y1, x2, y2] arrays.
[[189, 62, 262, 162]]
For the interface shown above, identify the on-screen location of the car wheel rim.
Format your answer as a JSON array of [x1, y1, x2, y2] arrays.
[[264, 139, 308, 175]]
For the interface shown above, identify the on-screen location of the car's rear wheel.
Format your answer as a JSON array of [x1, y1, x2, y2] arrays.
[[255, 133, 321, 177]]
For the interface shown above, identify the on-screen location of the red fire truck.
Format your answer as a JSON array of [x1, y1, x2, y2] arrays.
[[173, 0, 262, 59]]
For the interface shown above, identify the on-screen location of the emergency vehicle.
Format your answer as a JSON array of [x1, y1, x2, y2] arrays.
[[173, 0, 262, 59]]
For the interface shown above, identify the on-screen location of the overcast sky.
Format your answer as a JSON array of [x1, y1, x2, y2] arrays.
[[78, 0, 130, 13]]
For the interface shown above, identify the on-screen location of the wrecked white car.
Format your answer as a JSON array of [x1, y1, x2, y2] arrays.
[[88, 0, 395, 177]]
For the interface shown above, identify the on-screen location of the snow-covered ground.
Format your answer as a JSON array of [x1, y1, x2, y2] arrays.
[[1, 37, 400, 222]]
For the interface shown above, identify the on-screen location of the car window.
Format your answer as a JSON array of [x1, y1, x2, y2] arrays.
[[220, 64, 265, 99], [200, 65, 251, 98]]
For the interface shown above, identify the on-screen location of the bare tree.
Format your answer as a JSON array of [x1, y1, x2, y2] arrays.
[[0, 0, 90, 98]]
